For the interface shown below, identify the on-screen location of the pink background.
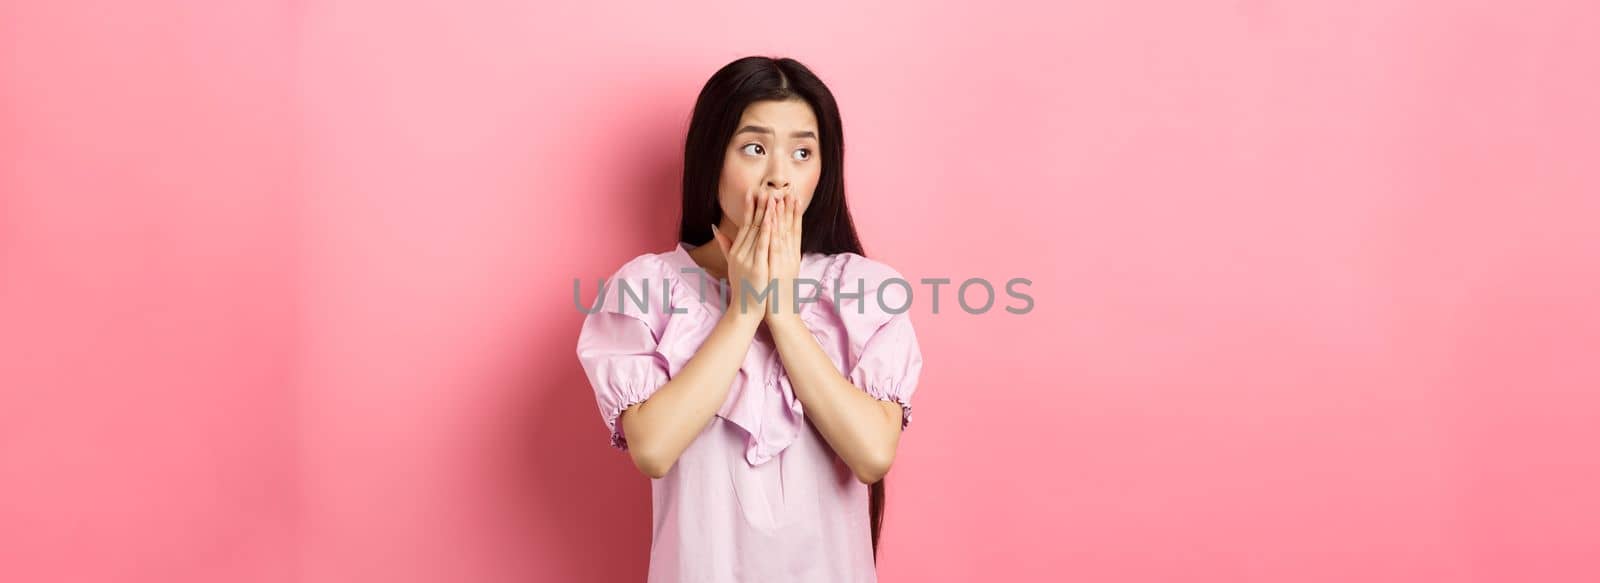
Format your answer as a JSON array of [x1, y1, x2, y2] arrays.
[[4, 1, 1598, 581]]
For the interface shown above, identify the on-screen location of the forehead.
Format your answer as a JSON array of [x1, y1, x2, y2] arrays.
[[738, 100, 818, 133]]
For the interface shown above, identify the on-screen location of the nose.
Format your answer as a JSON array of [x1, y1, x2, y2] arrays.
[[764, 177, 789, 196], [765, 160, 790, 196]]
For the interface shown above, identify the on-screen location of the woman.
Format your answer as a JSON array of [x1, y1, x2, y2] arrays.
[[577, 56, 923, 582]]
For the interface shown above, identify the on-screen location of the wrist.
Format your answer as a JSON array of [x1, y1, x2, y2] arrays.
[[764, 310, 805, 330], [721, 305, 765, 330]]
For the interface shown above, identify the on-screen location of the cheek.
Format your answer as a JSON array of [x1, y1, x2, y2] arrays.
[[719, 155, 763, 191], [801, 161, 822, 189], [717, 190, 741, 223], [717, 164, 750, 219], [797, 174, 820, 207]]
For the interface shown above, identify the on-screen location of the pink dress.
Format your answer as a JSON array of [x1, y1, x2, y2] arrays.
[[576, 241, 923, 582]]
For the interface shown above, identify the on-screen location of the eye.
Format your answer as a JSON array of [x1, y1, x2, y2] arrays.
[[741, 143, 765, 156], [792, 148, 812, 161]]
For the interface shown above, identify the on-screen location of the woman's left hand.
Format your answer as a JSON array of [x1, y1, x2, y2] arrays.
[[766, 193, 803, 322]]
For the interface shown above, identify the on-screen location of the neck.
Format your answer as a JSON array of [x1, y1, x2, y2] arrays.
[[689, 236, 729, 282]]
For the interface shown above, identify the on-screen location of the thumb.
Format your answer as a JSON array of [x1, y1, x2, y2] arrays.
[[711, 224, 730, 257]]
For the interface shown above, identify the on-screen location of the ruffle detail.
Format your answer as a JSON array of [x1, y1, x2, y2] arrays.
[[649, 244, 917, 466], [796, 251, 853, 332], [736, 361, 807, 466]]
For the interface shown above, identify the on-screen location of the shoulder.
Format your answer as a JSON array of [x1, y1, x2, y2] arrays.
[[818, 253, 911, 296], [591, 244, 724, 324], [809, 253, 915, 330], [585, 251, 683, 328], [599, 251, 674, 294]]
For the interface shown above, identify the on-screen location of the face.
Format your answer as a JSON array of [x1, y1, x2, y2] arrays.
[[717, 99, 820, 233]]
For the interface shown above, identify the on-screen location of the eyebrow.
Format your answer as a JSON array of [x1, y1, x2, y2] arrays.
[[734, 125, 817, 140]]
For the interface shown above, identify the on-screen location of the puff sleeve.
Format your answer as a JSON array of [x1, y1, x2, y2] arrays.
[[576, 255, 674, 450], [829, 255, 924, 431]]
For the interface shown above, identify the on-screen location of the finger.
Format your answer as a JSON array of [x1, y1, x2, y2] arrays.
[[756, 200, 773, 263], [785, 196, 797, 243], [752, 190, 770, 233], [791, 198, 802, 243], [734, 188, 757, 256], [739, 191, 768, 257], [733, 188, 755, 252], [711, 224, 730, 257], [773, 198, 787, 244]]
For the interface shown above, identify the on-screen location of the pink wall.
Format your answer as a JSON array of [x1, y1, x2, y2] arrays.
[[4, 1, 1598, 582]]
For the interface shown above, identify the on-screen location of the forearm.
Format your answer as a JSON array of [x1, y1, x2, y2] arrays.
[[621, 312, 760, 477], [766, 313, 901, 483]]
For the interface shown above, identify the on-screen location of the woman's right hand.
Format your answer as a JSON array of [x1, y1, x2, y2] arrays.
[[711, 187, 773, 322]]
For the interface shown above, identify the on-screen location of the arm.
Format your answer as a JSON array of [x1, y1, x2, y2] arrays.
[[760, 194, 902, 484], [619, 310, 760, 478], [767, 312, 903, 484], [622, 187, 774, 478]]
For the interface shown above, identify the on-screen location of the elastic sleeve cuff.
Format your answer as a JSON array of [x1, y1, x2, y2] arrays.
[[860, 379, 915, 431], [600, 376, 670, 451]]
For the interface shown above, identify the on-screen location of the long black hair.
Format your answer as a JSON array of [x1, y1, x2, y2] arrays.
[[676, 56, 887, 561]]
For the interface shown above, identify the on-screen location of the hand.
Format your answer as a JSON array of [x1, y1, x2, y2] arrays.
[[766, 193, 803, 323], [710, 187, 773, 322]]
